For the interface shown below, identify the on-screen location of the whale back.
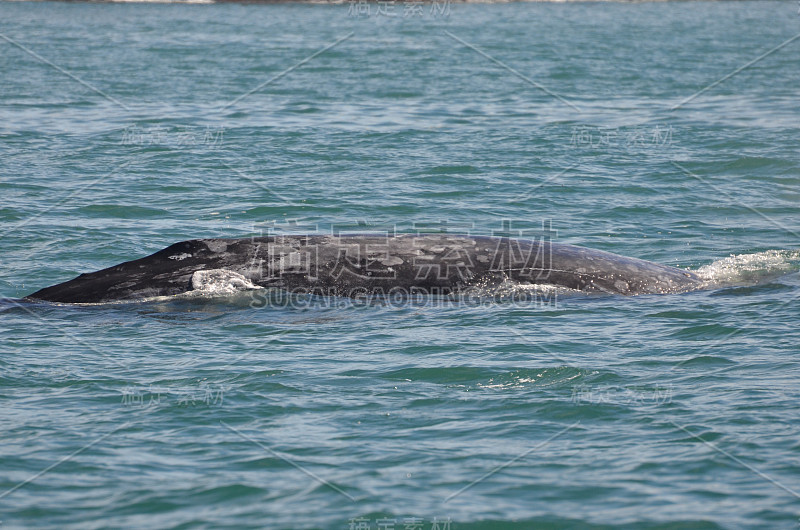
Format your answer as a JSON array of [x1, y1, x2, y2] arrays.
[[27, 235, 702, 303]]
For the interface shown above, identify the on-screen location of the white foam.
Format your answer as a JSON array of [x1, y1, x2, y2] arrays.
[[695, 250, 800, 288], [190, 269, 258, 295], [461, 278, 580, 300]]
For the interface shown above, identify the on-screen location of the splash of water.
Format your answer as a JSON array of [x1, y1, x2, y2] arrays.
[[694, 250, 800, 288]]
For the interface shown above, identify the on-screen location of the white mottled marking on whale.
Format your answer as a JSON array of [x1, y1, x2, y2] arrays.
[[191, 269, 257, 294], [205, 240, 228, 253]]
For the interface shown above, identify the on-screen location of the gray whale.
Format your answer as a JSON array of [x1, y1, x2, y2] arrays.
[[27, 234, 702, 303]]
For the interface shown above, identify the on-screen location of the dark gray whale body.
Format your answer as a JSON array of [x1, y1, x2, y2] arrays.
[[28, 234, 703, 303]]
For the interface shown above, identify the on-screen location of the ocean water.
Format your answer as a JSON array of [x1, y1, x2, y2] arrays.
[[2, 1, 800, 528]]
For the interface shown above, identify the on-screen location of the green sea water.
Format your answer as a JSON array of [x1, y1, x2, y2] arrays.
[[2, 1, 800, 528]]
